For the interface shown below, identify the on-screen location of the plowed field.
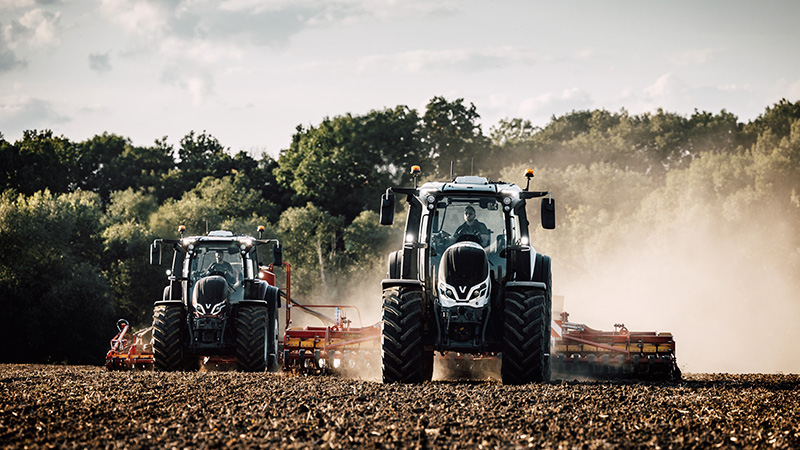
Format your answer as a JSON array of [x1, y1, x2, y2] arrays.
[[1, 365, 798, 449]]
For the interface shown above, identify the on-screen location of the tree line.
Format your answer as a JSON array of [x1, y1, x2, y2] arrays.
[[1, 97, 799, 364]]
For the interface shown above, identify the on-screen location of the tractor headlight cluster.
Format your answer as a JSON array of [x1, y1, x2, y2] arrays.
[[502, 196, 512, 212], [439, 284, 457, 301], [469, 282, 488, 300], [426, 194, 436, 210], [438, 278, 490, 308], [194, 302, 226, 317]]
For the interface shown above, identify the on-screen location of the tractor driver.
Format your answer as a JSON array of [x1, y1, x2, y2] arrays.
[[207, 250, 237, 286], [454, 205, 490, 247]]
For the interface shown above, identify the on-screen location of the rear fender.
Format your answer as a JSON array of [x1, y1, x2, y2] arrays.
[[154, 300, 185, 308], [504, 281, 548, 293], [381, 279, 423, 291]]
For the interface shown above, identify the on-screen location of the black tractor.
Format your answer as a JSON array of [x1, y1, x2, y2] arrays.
[[149, 226, 283, 372], [379, 167, 556, 384]]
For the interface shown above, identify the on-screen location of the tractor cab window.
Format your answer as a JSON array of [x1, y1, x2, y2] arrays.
[[428, 197, 506, 278], [188, 245, 242, 288]]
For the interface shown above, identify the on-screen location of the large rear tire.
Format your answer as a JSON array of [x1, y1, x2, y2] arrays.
[[235, 305, 268, 372], [501, 290, 550, 384], [152, 305, 187, 371], [381, 289, 433, 383]]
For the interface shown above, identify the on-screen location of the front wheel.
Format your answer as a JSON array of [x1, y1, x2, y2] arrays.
[[152, 304, 188, 371], [381, 289, 433, 383], [501, 290, 550, 384], [235, 305, 269, 372]]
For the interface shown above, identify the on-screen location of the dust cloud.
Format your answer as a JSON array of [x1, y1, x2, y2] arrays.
[[552, 205, 800, 374]]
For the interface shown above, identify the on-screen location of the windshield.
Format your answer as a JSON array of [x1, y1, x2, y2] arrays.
[[431, 198, 505, 248], [428, 196, 507, 282], [185, 243, 252, 301]]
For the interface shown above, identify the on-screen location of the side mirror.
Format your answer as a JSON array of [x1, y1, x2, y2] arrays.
[[150, 242, 162, 265], [272, 242, 283, 266], [380, 191, 395, 226], [541, 198, 556, 230]]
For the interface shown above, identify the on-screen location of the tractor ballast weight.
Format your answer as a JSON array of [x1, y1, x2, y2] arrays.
[[379, 167, 556, 384], [146, 227, 284, 372]]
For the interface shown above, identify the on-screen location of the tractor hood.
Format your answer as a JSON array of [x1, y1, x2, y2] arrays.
[[437, 242, 491, 308], [192, 275, 231, 316]]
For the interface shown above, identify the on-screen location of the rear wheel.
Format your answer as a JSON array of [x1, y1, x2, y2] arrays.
[[235, 305, 268, 372], [381, 289, 433, 383], [152, 304, 188, 371], [501, 290, 550, 384]]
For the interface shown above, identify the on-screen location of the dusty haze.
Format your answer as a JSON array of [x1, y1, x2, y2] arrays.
[[551, 200, 800, 374]]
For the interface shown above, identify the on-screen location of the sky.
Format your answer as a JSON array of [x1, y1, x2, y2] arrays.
[[2, 0, 800, 158]]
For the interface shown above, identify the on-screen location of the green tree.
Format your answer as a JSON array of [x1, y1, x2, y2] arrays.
[[422, 96, 493, 178], [3, 130, 76, 195], [0, 190, 113, 364], [76, 133, 176, 203], [102, 189, 163, 326], [278, 203, 345, 298], [743, 98, 800, 146], [150, 173, 276, 238], [276, 106, 425, 221]]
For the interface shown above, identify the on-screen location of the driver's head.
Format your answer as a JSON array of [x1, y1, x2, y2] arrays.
[[464, 206, 476, 224], [214, 250, 225, 262]]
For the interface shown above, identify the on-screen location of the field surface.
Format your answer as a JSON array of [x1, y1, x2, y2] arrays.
[[1, 365, 798, 449]]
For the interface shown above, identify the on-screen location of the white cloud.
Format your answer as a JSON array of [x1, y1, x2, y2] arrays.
[[3, 8, 61, 50], [0, 0, 35, 9], [0, 95, 69, 136], [160, 65, 214, 105], [0, 28, 25, 71], [100, 0, 170, 39], [519, 88, 593, 118], [644, 73, 687, 99]]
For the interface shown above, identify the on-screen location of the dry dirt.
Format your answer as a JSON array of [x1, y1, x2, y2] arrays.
[[1, 364, 798, 449]]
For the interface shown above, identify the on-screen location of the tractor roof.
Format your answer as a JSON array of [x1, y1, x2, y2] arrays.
[[181, 230, 257, 245], [419, 176, 523, 196]]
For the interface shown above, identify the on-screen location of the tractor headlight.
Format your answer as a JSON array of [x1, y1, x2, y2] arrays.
[[193, 302, 227, 317], [469, 282, 488, 300], [439, 284, 456, 300], [210, 303, 226, 316]]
